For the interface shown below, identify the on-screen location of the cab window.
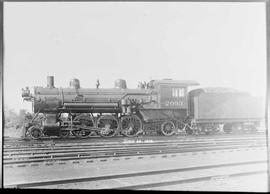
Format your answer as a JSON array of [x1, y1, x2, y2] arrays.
[[172, 88, 185, 97]]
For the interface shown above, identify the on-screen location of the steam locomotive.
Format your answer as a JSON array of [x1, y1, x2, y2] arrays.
[[21, 76, 264, 139]]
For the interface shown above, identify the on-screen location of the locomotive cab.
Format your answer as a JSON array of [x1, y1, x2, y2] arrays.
[[138, 79, 199, 130], [151, 79, 199, 109]]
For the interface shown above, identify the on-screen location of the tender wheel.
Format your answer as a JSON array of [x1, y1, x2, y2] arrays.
[[121, 115, 143, 137], [161, 121, 175, 136], [72, 114, 94, 138], [200, 124, 212, 135], [223, 123, 233, 134], [249, 124, 258, 133], [97, 115, 118, 138], [205, 131, 211, 135], [28, 126, 42, 140]]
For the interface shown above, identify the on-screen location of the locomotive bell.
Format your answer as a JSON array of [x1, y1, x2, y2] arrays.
[[114, 79, 127, 89], [69, 78, 80, 89]]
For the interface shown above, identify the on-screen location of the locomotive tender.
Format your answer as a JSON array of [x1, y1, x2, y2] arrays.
[[21, 76, 264, 139]]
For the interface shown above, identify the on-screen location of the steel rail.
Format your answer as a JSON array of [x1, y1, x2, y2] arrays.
[[3, 135, 266, 150], [3, 138, 265, 154], [116, 170, 267, 190], [3, 137, 265, 154], [3, 144, 265, 165], [3, 137, 266, 161], [3, 134, 266, 165], [3, 140, 265, 159], [3, 138, 266, 153], [3, 132, 265, 145], [5, 160, 267, 189]]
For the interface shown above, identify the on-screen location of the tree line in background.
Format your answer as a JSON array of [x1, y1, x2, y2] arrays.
[[4, 105, 29, 129]]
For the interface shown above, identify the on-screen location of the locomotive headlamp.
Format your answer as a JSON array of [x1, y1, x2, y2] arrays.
[[22, 87, 33, 101]]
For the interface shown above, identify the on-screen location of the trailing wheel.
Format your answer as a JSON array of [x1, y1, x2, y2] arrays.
[[121, 115, 143, 137], [72, 114, 94, 138], [28, 126, 42, 140], [97, 115, 118, 138], [161, 121, 175, 136]]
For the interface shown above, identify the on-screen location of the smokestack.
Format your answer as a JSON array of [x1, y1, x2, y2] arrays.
[[47, 76, 55, 88]]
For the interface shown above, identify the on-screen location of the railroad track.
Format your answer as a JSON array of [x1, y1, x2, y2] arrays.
[[3, 134, 266, 166], [4, 133, 268, 190], [3, 132, 266, 147], [5, 160, 267, 190]]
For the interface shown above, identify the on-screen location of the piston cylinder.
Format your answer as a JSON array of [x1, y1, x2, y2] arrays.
[[43, 114, 60, 130]]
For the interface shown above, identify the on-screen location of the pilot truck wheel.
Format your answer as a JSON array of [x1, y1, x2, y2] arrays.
[[29, 126, 42, 140]]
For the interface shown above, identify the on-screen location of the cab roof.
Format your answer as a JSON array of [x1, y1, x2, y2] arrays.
[[189, 87, 249, 96], [152, 79, 200, 86]]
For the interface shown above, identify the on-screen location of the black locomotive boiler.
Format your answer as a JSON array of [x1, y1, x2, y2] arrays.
[[21, 76, 264, 139]]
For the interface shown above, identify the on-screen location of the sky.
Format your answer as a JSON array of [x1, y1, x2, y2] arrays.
[[3, 2, 267, 113]]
